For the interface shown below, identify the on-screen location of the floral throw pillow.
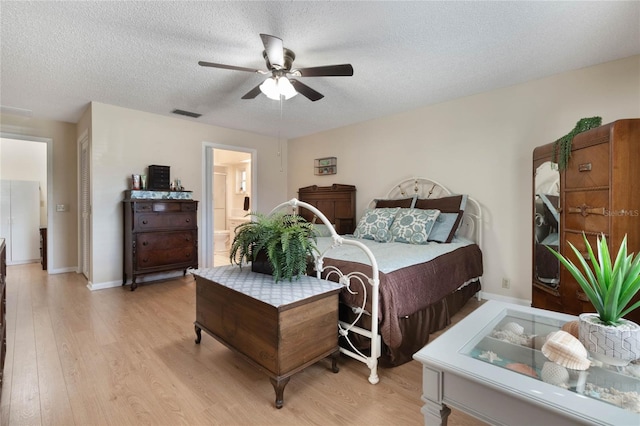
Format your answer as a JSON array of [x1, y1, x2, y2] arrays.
[[353, 208, 400, 242], [390, 209, 440, 244]]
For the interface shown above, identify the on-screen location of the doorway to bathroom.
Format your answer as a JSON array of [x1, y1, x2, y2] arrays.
[[201, 142, 255, 268]]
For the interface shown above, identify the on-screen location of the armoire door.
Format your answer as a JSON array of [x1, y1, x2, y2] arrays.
[[0, 180, 40, 264]]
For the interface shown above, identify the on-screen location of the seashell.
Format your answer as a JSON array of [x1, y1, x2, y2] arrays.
[[623, 362, 640, 378], [561, 320, 580, 339], [532, 335, 547, 351], [541, 361, 569, 386], [502, 322, 525, 335], [478, 350, 502, 363], [541, 330, 591, 370], [505, 363, 538, 378]]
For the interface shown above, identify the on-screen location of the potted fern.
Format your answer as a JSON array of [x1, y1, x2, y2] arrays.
[[229, 212, 318, 282], [547, 234, 640, 365]]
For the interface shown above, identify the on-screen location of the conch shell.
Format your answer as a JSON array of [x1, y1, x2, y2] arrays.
[[502, 322, 525, 335], [541, 330, 590, 370], [561, 320, 580, 339]]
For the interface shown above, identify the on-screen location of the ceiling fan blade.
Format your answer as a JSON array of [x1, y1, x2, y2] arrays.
[[289, 79, 324, 101], [198, 61, 261, 73], [260, 34, 284, 69], [241, 84, 263, 99], [295, 64, 354, 77]]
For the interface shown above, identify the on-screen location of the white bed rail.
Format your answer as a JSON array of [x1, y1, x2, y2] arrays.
[[270, 198, 381, 384]]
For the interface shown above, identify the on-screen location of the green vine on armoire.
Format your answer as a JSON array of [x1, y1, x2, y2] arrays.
[[552, 117, 602, 171]]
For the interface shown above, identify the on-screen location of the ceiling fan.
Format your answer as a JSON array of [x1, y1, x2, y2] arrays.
[[199, 34, 353, 102]]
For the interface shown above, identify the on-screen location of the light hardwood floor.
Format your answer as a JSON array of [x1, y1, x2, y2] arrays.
[[1, 263, 485, 425]]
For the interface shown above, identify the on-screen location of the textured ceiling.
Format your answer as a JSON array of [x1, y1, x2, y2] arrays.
[[1, 1, 639, 139]]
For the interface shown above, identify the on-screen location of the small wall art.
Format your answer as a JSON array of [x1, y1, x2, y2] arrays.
[[314, 157, 337, 175]]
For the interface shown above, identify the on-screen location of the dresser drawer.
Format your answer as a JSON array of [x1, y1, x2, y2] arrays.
[[136, 245, 196, 269], [565, 143, 609, 189], [134, 201, 197, 213], [136, 231, 196, 251], [135, 212, 196, 231], [564, 190, 609, 233], [564, 231, 602, 259]]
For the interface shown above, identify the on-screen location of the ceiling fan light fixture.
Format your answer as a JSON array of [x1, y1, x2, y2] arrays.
[[259, 76, 297, 100], [278, 76, 297, 100]]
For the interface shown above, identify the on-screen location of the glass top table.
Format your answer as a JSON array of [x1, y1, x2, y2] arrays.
[[414, 301, 639, 426]]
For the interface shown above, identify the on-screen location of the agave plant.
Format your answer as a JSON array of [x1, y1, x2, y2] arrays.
[[230, 211, 318, 282], [547, 234, 640, 325]]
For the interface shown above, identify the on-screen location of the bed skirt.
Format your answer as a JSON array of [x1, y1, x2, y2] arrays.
[[339, 279, 481, 367]]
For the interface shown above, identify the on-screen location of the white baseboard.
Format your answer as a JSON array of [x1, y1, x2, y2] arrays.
[[88, 270, 188, 291], [479, 291, 531, 307], [49, 266, 78, 274]]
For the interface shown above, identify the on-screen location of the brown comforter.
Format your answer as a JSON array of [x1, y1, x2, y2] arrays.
[[321, 244, 483, 348]]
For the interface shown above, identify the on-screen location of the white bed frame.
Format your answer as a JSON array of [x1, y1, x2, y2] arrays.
[[269, 177, 483, 384]]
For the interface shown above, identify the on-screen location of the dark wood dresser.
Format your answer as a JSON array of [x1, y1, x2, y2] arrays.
[[1, 238, 6, 398], [298, 184, 356, 234], [532, 119, 640, 323], [123, 198, 198, 290]]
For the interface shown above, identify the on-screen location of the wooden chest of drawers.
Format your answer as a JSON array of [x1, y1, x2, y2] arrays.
[[123, 199, 198, 290], [560, 119, 640, 322]]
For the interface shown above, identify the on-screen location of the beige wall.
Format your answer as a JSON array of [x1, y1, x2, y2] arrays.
[[0, 114, 78, 273], [287, 55, 640, 303], [89, 102, 286, 287]]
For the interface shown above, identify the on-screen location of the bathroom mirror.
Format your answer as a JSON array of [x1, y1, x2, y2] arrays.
[[533, 160, 560, 288]]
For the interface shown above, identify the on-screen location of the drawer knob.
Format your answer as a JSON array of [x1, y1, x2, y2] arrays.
[[185, 218, 190, 223], [142, 220, 148, 225], [142, 241, 148, 246], [186, 252, 191, 258], [142, 258, 149, 263], [578, 163, 592, 172], [185, 237, 191, 242]]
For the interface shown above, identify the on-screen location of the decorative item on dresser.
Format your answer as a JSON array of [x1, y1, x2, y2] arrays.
[[297, 184, 356, 234], [123, 191, 198, 291], [532, 118, 640, 323], [0, 238, 6, 399], [147, 165, 170, 190]]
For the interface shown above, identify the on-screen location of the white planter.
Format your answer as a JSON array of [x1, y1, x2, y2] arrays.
[[578, 313, 640, 366]]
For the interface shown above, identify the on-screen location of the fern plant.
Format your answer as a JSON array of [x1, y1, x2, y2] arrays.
[[229, 212, 318, 282], [547, 233, 640, 325]]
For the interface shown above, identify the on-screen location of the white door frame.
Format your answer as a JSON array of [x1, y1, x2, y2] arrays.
[[78, 131, 90, 278], [201, 142, 257, 268], [0, 132, 53, 272]]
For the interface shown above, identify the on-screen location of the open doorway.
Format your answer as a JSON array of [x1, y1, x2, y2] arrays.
[[0, 134, 52, 270], [201, 143, 255, 268]]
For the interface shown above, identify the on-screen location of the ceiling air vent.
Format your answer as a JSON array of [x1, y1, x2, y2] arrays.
[[172, 109, 201, 118]]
